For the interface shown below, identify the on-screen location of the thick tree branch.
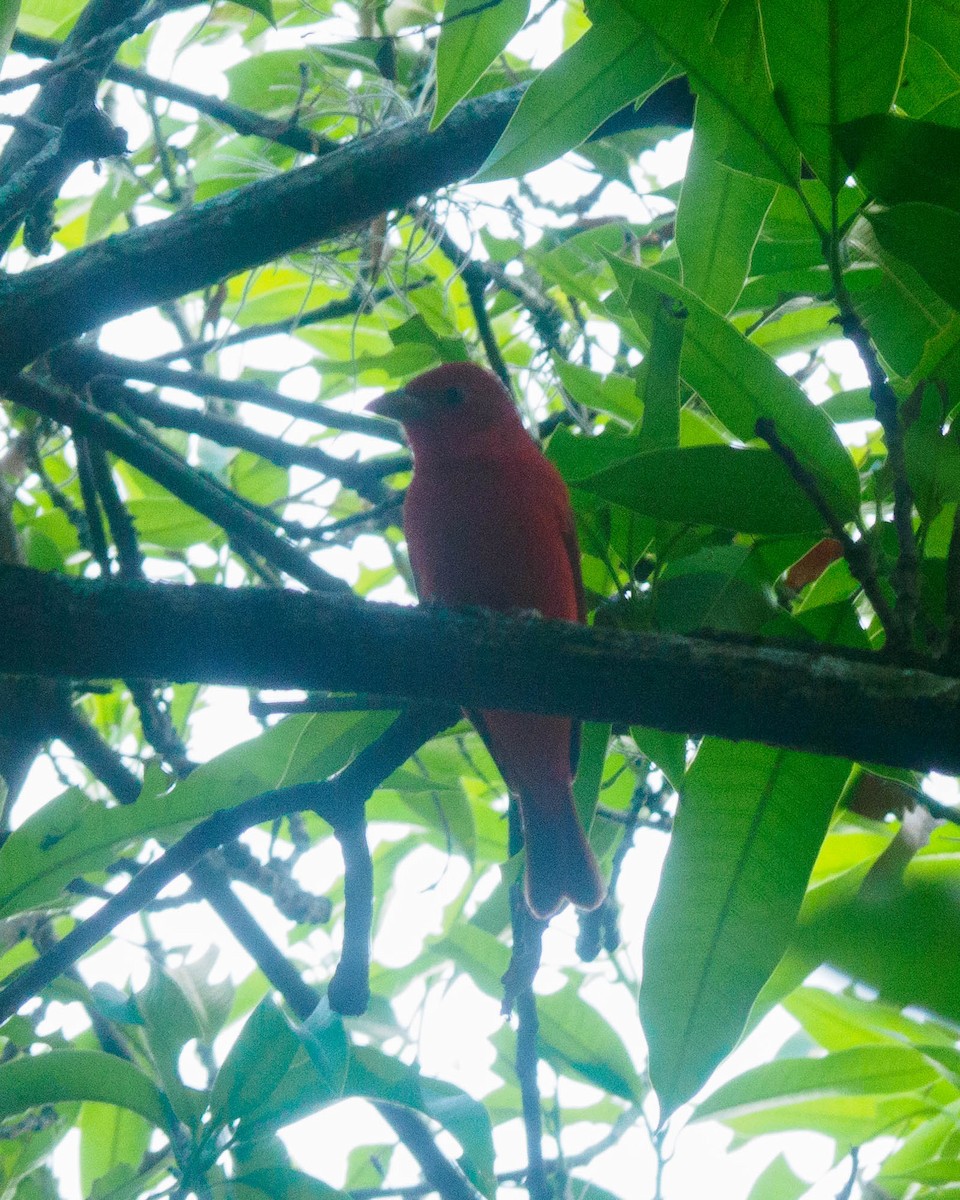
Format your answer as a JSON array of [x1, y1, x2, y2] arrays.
[[0, 0, 157, 251], [0, 81, 693, 379], [3, 565, 960, 774]]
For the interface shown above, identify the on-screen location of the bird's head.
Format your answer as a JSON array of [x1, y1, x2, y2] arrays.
[[368, 363, 523, 457]]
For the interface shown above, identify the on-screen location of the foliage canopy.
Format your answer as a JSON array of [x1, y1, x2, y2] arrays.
[[3, 0, 960, 1197]]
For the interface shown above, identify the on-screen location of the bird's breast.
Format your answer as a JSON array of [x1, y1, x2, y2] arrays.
[[403, 453, 579, 622]]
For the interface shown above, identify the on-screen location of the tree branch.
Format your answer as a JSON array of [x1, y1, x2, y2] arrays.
[[57, 344, 402, 442], [6, 374, 349, 593], [0, 80, 693, 379], [3, 565, 960, 773], [150, 282, 428, 366], [11, 30, 335, 157], [0, 703, 451, 1023]]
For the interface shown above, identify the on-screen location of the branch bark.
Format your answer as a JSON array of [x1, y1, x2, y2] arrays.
[[3, 564, 960, 774], [0, 80, 693, 379]]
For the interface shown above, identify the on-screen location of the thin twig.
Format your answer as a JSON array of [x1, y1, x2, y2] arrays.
[[838, 309, 919, 645], [8, 31, 336, 157], [9, 373, 350, 594], [74, 436, 111, 570], [83, 373, 397, 502], [0, 704, 452, 1024], [414, 215, 514, 395], [58, 344, 403, 442], [150, 282, 429, 363], [504, 885, 550, 1200], [755, 417, 899, 642]]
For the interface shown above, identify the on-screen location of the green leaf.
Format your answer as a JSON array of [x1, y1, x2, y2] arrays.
[[839, 114, 960, 212], [572, 722, 610, 831], [761, 0, 910, 193], [552, 359, 642, 425], [695, 1045, 943, 1121], [0, 0, 20, 65], [640, 742, 849, 1116], [868, 202, 960, 311], [345, 1046, 496, 1196], [611, 0, 800, 184], [784, 985, 960, 1054], [581, 444, 835, 534], [78, 1103, 151, 1199], [631, 728, 687, 791], [231, 1167, 347, 1199], [606, 257, 860, 517], [475, 14, 669, 180], [137, 964, 206, 1128], [231, 0, 275, 24], [819, 387, 873, 424], [745, 1153, 808, 1200], [537, 982, 645, 1103], [654, 544, 778, 636], [875, 1106, 960, 1190], [847, 215, 957, 381], [210, 998, 303, 1125], [677, 94, 776, 312], [676, 1, 777, 310], [432, 0, 530, 128], [0, 1052, 167, 1129], [299, 1004, 350, 1101], [635, 293, 683, 448], [0, 710, 394, 919]]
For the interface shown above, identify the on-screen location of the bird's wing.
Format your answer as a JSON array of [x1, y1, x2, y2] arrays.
[[559, 498, 585, 774]]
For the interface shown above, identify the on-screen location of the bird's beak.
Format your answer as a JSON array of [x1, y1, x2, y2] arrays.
[[367, 387, 426, 424]]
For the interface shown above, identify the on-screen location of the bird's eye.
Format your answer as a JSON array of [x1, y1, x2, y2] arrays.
[[443, 386, 466, 406]]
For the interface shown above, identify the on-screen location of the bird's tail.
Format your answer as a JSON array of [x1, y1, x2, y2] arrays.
[[518, 781, 606, 921]]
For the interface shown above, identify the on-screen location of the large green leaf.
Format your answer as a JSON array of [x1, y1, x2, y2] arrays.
[[137, 965, 207, 1129], [606, 257, 861, 516], [210, 998, 304, 1126], [868, 202, 960, 312], [761, 0, 909, 193], [847, 214, 958, 382], [634, 293, 683, 448], [581, 444, 834, 534], [640, 741, 849, 1116], [745, 1155, 808, 1200], [432, 0, 530, 128], [785, 986, 960, 1054], [78, 1103, 151, 1199], [839, 114, 960, 212], [0, 1052, 167, 1129], [0, 710, 395, 919], [677, 94, 776, 312], [696, 1045, 944, 1121], [676, 1, 777, 311], [611, 0, 800, 184], [475, 12, 669, 180]]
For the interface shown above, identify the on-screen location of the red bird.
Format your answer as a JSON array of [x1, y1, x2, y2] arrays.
[[369, 362, 604, 919]]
